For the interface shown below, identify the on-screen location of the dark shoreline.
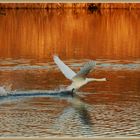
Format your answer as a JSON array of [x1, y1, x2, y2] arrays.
[[0, 3, 140, 10]]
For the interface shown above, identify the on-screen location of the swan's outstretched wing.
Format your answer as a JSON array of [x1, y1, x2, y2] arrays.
[[53, 55, 76, 80], [73, 61, 96, 79]]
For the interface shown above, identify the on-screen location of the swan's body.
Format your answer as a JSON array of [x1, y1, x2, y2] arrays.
[[53, 56, 106, 92]]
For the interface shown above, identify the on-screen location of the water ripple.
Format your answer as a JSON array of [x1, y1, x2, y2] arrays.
[[0, 59, 139, 71]]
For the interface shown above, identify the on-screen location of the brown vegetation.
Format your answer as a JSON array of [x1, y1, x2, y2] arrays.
[[0, 3, 140, 9]]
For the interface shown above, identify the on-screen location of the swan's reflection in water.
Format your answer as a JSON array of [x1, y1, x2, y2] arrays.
[[70, 94, 92, 125], [51, 92, 94, 136]]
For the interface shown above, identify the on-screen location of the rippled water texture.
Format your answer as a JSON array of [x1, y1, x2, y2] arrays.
[[0, 9, 140, 137]]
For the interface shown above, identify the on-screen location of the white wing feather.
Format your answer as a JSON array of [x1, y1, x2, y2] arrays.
[[72, 61, 96, 80], [53, 56, 76, 80]]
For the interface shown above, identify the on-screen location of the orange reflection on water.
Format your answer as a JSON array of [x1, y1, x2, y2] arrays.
[[0, 9, 140, 137], [0, 9, 140, 61]]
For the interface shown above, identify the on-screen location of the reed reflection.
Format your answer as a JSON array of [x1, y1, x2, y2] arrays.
[[0, 9, 140, 61]]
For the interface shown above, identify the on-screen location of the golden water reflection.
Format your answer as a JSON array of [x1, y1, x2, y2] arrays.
[[0, 9, 140, 61], [0, 9, 140, 137]]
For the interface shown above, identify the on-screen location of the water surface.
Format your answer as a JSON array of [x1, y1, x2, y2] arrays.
[[0, 9, 140, 137]]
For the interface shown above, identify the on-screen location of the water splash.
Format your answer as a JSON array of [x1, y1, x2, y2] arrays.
[[0, 85, 12, 96], [0, 86, 9, 96]]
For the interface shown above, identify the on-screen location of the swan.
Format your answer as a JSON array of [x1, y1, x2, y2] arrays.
[[53, 56, 106, 93]]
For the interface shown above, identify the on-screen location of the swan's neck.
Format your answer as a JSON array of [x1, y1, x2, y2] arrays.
[[86, 78, 106, 82]]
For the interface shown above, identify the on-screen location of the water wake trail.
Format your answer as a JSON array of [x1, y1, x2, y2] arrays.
[[0, 86, 76, 103]]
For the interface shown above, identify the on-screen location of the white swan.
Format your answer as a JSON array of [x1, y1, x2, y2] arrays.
[[53, 56, 106, 93]]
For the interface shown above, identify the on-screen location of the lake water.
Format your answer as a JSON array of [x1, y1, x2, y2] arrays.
[[0, 9, 140, 137]]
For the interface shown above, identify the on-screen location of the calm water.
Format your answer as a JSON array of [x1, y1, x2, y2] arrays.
[[0, 9, 140, 137]]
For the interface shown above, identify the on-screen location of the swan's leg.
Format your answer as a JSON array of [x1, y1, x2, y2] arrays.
[[71, 88, 76, 97]]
